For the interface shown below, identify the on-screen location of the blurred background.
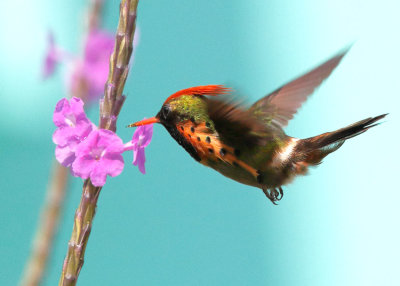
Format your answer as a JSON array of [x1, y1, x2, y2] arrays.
[[0, 0, 399, 285]]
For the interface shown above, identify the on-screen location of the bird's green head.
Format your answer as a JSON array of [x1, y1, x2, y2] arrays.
[[128, 85, 230, 127]]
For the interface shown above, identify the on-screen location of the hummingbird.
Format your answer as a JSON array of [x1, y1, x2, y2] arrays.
[[128, 49, 386, 204]]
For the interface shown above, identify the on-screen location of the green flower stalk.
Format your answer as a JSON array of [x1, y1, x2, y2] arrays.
[[58, 1, 139, 285]]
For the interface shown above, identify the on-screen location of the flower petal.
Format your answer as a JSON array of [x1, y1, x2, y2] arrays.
[[53, 126, 88, 147], [55, 145, 76, 167], [123, 141, 135, 151], [103, 153, 124, 177], [52, 127, 69, 146], [72, 154, 97, 179], [84, 30, 114, 64], [69, 97, 87, 121], [90, 164, 108, 186], [97, 129, 124, 153], [140, 124, 153, 147], [133, 147, 146, 174], [43, 32, 58, 79], [131, 126, 143, 143], [131, 122, 153, 147], [53, 97, 89, 129], [74, 129, 99, 158], [53, 98, 70, 127], [129, 123, 153, 174]]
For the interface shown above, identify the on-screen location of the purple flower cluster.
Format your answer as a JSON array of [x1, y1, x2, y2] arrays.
[[53, 97, 153, 186], [44, 29, 139, 102], [73, 129, 125, 186], [53, 98, 93, 167]]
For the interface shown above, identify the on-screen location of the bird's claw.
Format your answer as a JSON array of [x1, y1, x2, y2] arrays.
[[262, 187, 284, 205]]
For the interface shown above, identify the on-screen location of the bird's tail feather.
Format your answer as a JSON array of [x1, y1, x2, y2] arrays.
[[294, 114, 387, 166]]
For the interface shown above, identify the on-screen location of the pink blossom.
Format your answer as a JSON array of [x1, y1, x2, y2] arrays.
[[53, 97, 93, 146], [84, 30, 115, 64], [45, 28, 139, 102], [124, 123, 153, 174], [68, 30, 114, 101], [72, 129, 125, 186], [55, 141, 79, 169], [53, 97, 93, 167], [43, 32, 60, 79], [42, 32, 73, 79]]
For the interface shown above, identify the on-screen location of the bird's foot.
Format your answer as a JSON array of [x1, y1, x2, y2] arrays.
[[262, 187, 284, 205]]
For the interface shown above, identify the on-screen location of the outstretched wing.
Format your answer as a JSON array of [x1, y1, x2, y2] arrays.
[[248, 48, 350, 129]]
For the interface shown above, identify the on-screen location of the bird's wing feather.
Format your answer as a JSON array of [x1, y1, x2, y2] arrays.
[[248, 48, 349, 128], [206, 97, 270, 148]]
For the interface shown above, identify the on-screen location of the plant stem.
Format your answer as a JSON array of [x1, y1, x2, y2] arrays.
[[58, 1, 139, 285], [58, 181, 101, 286], [20, 163, 69, 286], [87, 0, 104, 32], [19, 2, 105, 286]]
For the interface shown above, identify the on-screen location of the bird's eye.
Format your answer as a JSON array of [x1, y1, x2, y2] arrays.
[[160, 105, 171, 120]]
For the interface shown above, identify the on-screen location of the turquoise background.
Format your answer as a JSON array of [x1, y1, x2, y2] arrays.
[[1, 0, 399, 285]]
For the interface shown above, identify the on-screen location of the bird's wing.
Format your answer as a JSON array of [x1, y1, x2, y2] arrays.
[[206, 97, 271, 148], [248, 48, 349, 129]]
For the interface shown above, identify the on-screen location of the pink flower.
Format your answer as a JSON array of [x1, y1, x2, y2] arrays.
[[68, 30, 114, 101], [53, 97, 93, 146], [45, 28, 139, 102], [72, 129, 125, 186], [42, 31, 73, 79], [124, 123, 153, 174], [55, 141, 80, 169], [53, 97, 93, 167], [43, 32, 61, 79], [84, 30, 115, 64]]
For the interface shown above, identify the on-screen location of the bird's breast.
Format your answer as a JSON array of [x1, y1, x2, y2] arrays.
[[170, 119, 266, 186]]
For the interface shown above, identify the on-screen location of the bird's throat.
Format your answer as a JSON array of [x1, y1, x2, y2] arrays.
[[162, 122, 201, 162]]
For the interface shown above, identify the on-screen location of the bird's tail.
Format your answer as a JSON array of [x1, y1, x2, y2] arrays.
[[292, 114, 387, 171]]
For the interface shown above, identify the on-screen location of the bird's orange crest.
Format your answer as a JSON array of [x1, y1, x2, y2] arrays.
[[164, 85, 231, 104]]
